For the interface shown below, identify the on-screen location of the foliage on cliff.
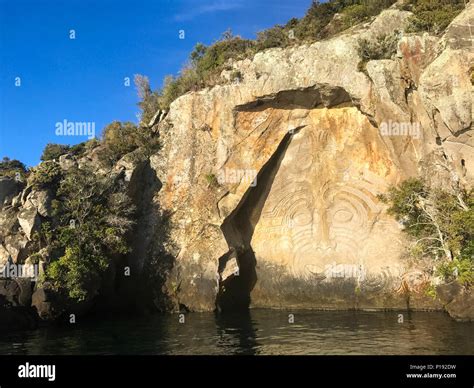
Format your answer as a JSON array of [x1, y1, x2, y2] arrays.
[[40, 142, 92, 162], [40, 166, 136, 301], [379, 179, 474, 286], [9, 122, 158, 304], [28, 161, 62, 190], [357, 31, 399, 71], [0, 157, 27, 180], [357, 32, 399, 61], [403, 0, 466, 34], [99, 120, 161, 165], [40, 144, 70, 161]]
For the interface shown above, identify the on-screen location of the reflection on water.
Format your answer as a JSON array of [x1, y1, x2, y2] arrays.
[[1, 310, 473, 355]]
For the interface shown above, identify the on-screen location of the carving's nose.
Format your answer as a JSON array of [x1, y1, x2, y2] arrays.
[[314, 208, 336, 251]]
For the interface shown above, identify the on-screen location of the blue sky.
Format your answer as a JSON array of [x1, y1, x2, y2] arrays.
[[0, 0, 311, 167]]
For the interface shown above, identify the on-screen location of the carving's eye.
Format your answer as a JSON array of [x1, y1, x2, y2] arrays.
[[333, 208, 353, 223], [290, 209, 313, 226]]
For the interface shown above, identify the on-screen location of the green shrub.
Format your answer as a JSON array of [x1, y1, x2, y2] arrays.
[[230, 70, 243, 83], [194, 35, 254, 84], [99, 121, 160, 166], [69, 142, 87, 157], [40, 140, 97, 163], [100, 122, 134, 164], [32, 222, 54, 249], [46, 166, 135, 301], [357, 32, 399, 62], [154, 36, 254, 109], [405, 0, 465, 34], [438, 257, 474, 286], [294, 0, 338, 40], [360, 0, 396, 14], [159, 74, 190, 110], [40, 143, 70, 161], [296, 0, 396, 39], [48, 245, 106, 301], [134, 74, 161, 124], [131, 125, 162, 160], [379, 179, 474, 286], [256, 25, 291, 50], [190, 42, 206, 63], [0, 157, 27, 180], [100, 121, 140, 165], [28, 161, 62, 189], [341, 4, 370, 28], [425, 283, 437, 298], [204, 173, 219, 187]]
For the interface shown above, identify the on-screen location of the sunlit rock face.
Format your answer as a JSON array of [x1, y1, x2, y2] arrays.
[[252, 108, 402, 281]]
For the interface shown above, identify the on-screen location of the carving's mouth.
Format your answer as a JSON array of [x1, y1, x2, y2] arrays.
[[305, 265, 326, 279], [296, 248, 359, 276]]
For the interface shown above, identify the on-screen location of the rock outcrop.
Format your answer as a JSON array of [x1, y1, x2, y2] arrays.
[[0, 178, 22, 209], [437, 282, 474, 322]]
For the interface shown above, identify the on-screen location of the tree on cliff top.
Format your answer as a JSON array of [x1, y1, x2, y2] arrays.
[[0, 157, 27, 179], [134, 74, 160, 125], [41, 143, 70, 161]]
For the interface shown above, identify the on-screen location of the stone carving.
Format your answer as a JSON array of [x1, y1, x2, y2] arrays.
[[251, 107, 405, 288]]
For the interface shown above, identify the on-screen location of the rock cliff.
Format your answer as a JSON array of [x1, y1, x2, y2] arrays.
[[154, 3, 473, 313], [1, 2, 473, 322]]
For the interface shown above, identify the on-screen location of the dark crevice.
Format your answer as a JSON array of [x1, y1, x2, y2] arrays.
[[216, 127, 303, 312], [404, 79, 417, 106], [234, 85, 353, 112], [451, 125, 473, 137]]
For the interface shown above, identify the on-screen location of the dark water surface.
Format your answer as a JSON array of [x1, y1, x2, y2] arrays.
[[1, 310, 473, 355]]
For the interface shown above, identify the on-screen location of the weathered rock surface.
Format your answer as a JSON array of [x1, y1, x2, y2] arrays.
[[17, 206, 40, 241], [0, 245, 10, 268], [437, 282, 474, 322], [0, 279, 33, 307], [0, 177, 21, 208], [0, 280, 37, 330], [31, 284, 63, 321], [58, 153, 76, 170], [26, 189, 52, 218]]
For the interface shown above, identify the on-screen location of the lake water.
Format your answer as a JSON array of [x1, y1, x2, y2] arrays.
[[1, 310, 473, 355]]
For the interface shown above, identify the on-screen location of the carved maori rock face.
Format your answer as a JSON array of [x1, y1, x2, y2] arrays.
[[251, 107, 404, 282]]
